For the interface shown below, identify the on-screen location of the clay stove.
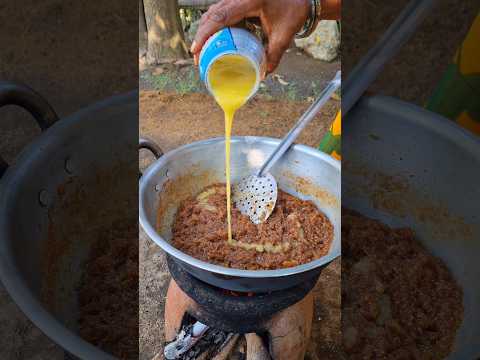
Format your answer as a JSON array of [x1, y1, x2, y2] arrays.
[[163, 256, 318, 360]]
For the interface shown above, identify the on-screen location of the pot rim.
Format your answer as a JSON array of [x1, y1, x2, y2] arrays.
[[357, 95, 480, 153], [139, 135, 341, 278]]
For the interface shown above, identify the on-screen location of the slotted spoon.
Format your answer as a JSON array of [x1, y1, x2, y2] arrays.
[[233, 71, 341, 224]]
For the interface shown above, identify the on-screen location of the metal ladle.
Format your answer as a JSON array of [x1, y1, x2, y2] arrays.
[[233, 71, 341, 224]]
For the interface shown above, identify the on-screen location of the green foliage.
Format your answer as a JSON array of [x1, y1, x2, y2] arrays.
[[152, 73, 171, 90], [257, 83, 273, 100], [284, 83, 299, 102], [311, 81, 321, 98], [151, 68, 201, 94], [179, 8, 203, 33], [174, 68, 200, 94]]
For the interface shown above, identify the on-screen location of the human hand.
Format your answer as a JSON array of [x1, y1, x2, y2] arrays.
[[191, 0, 311, 74]]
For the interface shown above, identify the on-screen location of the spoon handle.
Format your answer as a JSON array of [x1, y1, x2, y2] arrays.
[[257, 71, 341, 177], [342, 0, 435, 116]]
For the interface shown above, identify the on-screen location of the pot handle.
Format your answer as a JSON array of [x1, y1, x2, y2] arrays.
[[0, 81, 59, 177], [139, 137, 163, 159], [139, 137, 163, 177]]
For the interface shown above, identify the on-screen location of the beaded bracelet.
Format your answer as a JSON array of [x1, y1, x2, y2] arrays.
[[296, 0, 321, 38]]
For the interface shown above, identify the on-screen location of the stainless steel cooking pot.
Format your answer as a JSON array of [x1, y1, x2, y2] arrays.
[[344, 95, 480, 359], [139, 136, 341, 292], [0, 82, 137, 360]]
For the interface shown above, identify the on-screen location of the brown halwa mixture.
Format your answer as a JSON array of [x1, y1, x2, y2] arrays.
[[171, 184, 334, 270], [342, 209, 463, 359], [78, 220, 138, 360]]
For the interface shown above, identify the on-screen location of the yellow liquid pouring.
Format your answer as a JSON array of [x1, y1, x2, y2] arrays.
[[208, 54, 257, 244]]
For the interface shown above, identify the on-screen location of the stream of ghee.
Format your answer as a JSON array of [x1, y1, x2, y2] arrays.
[[208, 54, 257, 244]]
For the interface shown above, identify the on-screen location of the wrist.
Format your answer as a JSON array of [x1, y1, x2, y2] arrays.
[[300, 0, 312, 17]]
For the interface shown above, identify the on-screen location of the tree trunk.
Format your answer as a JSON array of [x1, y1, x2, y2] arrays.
[[144, 0, 188, 64], [139, 0, 148, 57]]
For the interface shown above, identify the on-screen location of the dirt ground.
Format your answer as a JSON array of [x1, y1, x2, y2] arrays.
[[139, 91, 338, 153], [139, 91, 341, 360]]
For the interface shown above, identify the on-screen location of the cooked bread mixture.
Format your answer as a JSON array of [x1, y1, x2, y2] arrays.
[[78, 220, 138, 359], [342, 209, 463, 359], [171, 184, 334, 270]]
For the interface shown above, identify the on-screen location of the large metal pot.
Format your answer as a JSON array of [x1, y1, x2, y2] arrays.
[[344, 95, 480, 359], [139, 136, 341, 292], [0, 82, 137, 360]]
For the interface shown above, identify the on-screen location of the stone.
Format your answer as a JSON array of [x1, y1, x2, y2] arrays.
[[294, 20, 340, 62]]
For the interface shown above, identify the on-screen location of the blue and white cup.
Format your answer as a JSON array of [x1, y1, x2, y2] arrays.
[[199, 27, 266, 101]]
